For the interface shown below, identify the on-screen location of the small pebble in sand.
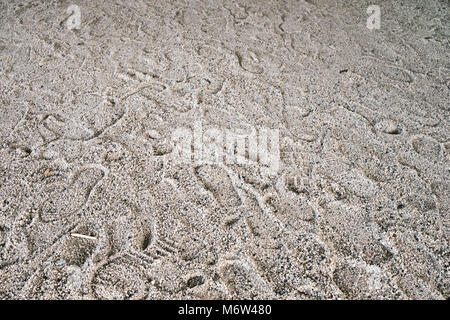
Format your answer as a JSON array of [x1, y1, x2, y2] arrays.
[[55, 259, 66, 266], [15, 148, 30, 157], [147, 129, 161, 140], [375, 119, 400, 134]]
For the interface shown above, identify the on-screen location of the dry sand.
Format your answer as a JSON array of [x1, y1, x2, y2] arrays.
[[0, 0, 449, 299]]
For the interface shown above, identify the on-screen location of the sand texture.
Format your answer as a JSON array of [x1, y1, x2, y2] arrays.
[[0, 0, 449, 299]]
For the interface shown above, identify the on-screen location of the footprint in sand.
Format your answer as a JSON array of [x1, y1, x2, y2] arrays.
[[40, 168, 104, 222]]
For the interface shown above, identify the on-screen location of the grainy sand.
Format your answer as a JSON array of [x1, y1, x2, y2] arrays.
[[0, 0, 449, 299]]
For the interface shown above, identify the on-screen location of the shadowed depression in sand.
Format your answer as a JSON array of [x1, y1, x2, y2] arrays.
[[0, 0, 449, 299]]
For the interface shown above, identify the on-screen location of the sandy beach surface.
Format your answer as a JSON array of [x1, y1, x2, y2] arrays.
[[0, 0, 449, 299]]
